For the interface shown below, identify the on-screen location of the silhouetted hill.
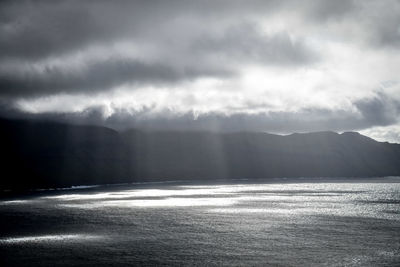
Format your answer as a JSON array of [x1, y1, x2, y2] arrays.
[[1, 118, 400, 190]]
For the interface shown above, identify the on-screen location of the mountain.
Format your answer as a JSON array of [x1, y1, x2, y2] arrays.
[[1, 118, 400, 191]]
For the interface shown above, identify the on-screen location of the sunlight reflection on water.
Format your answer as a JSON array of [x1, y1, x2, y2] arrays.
[[0, 234, 101, 244], [60, 197, 238, 208], [31, 181, 400, 220]]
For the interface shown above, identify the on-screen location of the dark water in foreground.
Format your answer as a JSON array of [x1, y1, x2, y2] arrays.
[[1, 178, 400, 266]]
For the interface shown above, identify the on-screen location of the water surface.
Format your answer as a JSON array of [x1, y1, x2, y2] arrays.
[[1, 178, 399, 266]]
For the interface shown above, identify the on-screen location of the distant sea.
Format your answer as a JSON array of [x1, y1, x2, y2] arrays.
[[1, 178, 399, 266]]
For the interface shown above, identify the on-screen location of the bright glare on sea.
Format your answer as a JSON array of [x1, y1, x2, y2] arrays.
[[1, 178, 400, 266]]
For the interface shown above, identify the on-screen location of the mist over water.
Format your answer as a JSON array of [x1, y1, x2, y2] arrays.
[[1, 178, 399, 266]]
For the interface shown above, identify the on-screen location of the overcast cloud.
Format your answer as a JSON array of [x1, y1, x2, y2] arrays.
[[1, 0, 400, 142]]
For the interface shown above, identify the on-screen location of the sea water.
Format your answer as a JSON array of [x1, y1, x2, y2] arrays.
[[1, 178, 399, 266]]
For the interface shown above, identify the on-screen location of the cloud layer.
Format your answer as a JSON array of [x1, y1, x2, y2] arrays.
[[1, 0, 400, 141]]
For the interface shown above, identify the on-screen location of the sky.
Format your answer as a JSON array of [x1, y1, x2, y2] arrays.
[[1, 0, 400, 142]]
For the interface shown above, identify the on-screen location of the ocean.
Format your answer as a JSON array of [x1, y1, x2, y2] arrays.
[[1, 178, 399, 266]]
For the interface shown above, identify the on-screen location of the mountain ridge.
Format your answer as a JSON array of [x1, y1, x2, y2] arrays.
[[1, 118, 399, 191]]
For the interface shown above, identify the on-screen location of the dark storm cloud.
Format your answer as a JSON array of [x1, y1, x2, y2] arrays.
[[0, 0, 373, 64], [0, 0, 281, 61], [302, 0, 356, 21], [0, 0, 166, 60], [0, 0, 357, 61], [0, 58, 233, 98], [0, 2, 105, 60], [354, 93, 400, 126], [0, 23, 315, 98], [370, 11, 400, 48], [0, 0, 320, 98]]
